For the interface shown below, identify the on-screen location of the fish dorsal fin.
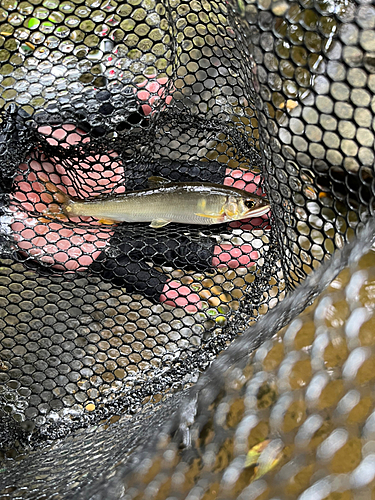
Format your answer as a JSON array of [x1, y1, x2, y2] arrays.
[[148, 176, 172, 188]]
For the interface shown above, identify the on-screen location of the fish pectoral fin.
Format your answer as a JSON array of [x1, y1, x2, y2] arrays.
[[150, 218, 171, 228], [148, 176, 172, 188], [195, 213, 219, 219], [195, 204, 226, 219]]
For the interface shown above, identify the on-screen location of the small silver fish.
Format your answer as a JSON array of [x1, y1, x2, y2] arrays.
[[41, 176, 270, 228]]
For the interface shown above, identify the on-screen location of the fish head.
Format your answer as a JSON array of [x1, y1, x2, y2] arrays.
[[225, 194, 270, 220], [241, 194, 270, 218]]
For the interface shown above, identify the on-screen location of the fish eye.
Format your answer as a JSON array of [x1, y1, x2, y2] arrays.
[[245, 199, 255, 209]]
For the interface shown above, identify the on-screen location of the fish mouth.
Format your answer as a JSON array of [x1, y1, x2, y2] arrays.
[[246, 203, 271, 218]]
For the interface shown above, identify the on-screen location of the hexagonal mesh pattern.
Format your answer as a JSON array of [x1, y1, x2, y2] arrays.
[[228, 0, 375, 286], [0, 0, 283, 441], [2, 215, 375, 500], [0, 0, 374, 498]]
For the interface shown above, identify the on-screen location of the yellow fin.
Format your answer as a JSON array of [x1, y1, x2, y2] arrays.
[[150, 218, 171, 228], [98, 218, 116, 225], [195, 213, 220, 219]]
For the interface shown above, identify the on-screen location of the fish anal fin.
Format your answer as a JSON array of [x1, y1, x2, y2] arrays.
[[150, 218, 171, 228], [98, 218, 116, 225], [148, 176, 172, 188]]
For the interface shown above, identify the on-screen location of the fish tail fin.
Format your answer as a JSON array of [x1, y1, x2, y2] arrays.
[[37, 174, 73, 221]]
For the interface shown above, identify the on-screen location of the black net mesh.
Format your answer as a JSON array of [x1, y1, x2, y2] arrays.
[[0, 0, 375, 498]]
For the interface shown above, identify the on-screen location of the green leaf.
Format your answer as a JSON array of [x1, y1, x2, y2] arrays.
[[27, 17, 39, 28]]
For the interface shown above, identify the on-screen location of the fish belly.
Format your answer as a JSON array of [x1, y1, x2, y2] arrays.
[[74, 191, 227, 224]]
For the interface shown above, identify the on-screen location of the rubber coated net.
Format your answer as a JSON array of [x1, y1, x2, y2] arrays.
[[0, 0, 375, 498]]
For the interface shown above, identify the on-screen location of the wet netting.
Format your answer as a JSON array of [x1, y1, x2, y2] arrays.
[[0, 0, 375, 498]]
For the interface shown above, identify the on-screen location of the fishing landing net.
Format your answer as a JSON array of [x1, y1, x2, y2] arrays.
[[0, 0, 375, 498]]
